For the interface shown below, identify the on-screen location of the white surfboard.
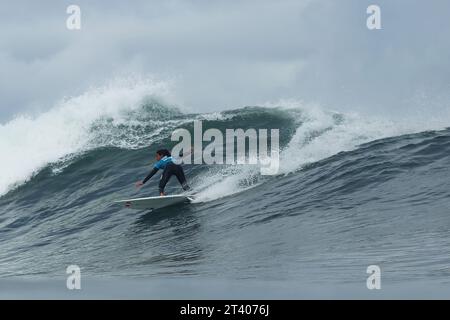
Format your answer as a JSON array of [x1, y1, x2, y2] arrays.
[[114, 195, 193, 210]]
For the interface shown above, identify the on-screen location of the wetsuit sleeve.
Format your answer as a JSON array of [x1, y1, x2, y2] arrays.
[[142, 168, 159, 184]]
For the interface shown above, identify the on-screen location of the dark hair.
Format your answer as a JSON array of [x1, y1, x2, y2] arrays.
[[156, 149, 171, 157]]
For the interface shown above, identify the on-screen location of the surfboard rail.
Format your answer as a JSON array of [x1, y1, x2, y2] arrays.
[[114, 194, 192, 210]]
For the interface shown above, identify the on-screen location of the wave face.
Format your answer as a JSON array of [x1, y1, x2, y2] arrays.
[[1, 87, 450, 284]]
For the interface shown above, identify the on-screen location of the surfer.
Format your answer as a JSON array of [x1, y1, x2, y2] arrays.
[[135, 149, 190, 196]]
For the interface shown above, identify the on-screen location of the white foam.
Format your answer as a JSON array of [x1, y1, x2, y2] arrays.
[[278, 103, 450, 174], [192, 165, 261, 202], [192, 102, 450, 202], [0, 77, 172, 196]]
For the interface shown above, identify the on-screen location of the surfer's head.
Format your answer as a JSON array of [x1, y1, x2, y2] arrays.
[[156, 149, 171, 160]]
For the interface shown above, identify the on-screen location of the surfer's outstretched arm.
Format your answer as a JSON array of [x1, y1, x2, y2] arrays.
[[143, 168, 159, 184], [135, 168, 159, 188]]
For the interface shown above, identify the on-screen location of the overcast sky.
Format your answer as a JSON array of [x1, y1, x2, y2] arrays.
[[1, 0, 450, 122]]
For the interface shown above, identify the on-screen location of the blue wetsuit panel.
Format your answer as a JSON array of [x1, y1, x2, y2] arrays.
[[154, 156, 173, 170]]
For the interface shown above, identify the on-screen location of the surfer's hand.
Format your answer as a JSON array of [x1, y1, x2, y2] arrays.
[[135, 181, 144, 188]]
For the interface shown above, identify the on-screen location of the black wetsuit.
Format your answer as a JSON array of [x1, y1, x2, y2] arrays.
[[142, 156, 190, 194]]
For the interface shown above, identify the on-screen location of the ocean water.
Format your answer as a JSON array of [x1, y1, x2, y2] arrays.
[[1, 81, 450, 298]]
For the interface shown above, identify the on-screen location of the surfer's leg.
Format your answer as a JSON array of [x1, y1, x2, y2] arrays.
[[174, 165, 190, 191], [159, 168, 173, 194]]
